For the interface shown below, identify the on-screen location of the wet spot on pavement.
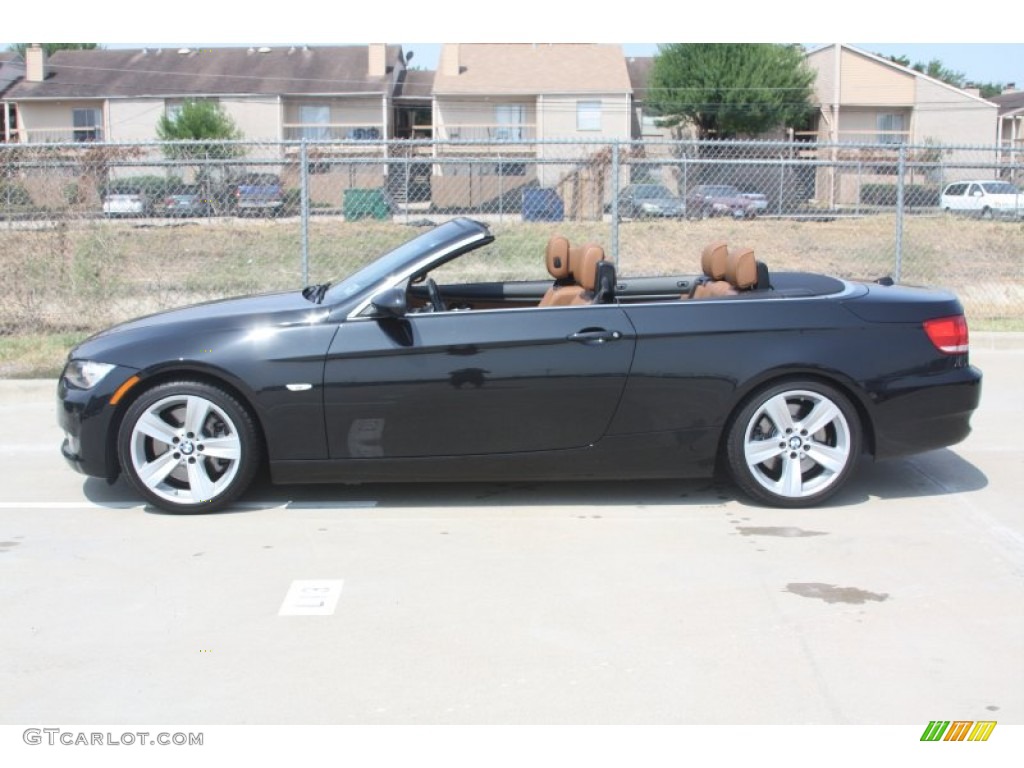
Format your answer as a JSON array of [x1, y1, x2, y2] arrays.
[[738, 526, 827, 538], [785, 582, 889, 604]]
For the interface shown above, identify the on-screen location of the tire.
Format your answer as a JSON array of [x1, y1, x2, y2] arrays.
[[980, 207, 993, 220], [725, 380, 861, 508], [117, 381, 261, 513]]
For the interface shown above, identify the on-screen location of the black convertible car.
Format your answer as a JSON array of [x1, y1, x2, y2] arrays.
[[58, 218, 981, 512]]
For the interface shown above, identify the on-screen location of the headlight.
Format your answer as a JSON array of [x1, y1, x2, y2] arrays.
[[63, 360, 116, 390]]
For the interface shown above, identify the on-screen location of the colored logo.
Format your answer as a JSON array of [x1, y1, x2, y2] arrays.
[[921, 721, 996, 742]]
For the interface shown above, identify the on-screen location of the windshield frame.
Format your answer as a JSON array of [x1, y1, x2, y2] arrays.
[[323, 218, 493, 311]]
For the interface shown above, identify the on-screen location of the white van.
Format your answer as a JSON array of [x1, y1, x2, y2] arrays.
[[940, 180, 1022, 219]]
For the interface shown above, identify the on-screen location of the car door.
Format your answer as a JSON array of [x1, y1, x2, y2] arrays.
[[322, 305, 636, 459]]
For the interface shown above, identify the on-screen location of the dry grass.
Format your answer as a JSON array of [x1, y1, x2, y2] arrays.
[[1, 213, 1021, 377]]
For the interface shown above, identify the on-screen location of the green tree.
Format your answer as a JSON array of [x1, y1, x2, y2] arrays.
[[7, 43, 101, 56], [156, 100, 244, 158], [646, 44, 816, 140], [913, 58, 967, 88]]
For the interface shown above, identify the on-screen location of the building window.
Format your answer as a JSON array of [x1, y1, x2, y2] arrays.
[[298, 104, 331, 140], [72, 108, 102, 142], [577, 100, 602, 131], [494, 104, 525, 141], [877, 113, 906, 144]]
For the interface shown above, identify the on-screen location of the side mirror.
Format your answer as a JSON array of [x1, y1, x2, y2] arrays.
[[369, 287, 407, 318]]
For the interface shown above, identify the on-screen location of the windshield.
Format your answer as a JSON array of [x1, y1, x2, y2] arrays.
[[323, 219, 489, 304], [982, 182, 1020, 195], [635, 185, 673, 198]]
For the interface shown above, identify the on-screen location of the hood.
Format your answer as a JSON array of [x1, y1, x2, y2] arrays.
[[90, 290, 314, 338], [71, 290, 329, 366]]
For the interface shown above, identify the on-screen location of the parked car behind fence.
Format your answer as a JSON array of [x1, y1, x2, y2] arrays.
[[940, 180, 1023, 219]]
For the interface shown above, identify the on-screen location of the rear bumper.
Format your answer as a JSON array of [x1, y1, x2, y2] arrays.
[[870, 364, 982, 459]]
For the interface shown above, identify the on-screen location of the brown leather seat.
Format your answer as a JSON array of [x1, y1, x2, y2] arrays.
[[540, 238, 607, 307], [725, 247, 757, 290], [539, 235, 581, 307], [690, 241, 736, 299], [568, 244, 608, 305]]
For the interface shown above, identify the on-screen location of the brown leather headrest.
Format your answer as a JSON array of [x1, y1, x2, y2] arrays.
[[701, 241, 728, 280], [546, 235, 571, 279], [726, 247, 757, 289], [576, 244, 606, 291]]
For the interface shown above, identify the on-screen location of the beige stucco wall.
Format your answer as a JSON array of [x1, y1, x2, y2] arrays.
[[839, 48, 914, 106], [219, 97, 283, 141], [107, 98, 164, 141], [538, 94, 631, 140], [913, 78, 997, 145]]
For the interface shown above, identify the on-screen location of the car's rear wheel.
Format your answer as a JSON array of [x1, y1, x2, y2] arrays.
[[726, 380, 861, 508], [117, 381, 261, 513]]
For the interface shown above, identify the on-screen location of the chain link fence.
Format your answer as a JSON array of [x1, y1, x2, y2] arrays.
[[1, 138, 1021, 374]]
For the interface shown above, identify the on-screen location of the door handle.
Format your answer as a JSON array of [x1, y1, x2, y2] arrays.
[[568, 329, 623, 344]]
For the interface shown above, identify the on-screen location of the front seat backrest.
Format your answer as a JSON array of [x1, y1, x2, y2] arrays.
[[569, 244, 607, 305], [726, 247, 757, 290], [691, 241, 734, 299], [540, 235, 581, 307]]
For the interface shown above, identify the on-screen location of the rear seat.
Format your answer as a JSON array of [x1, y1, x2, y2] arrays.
[[689, 241, 734, 299], [689, 243, 770, 299]]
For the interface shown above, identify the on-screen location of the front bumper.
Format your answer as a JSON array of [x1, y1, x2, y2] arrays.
[[57, 364, 140, 480]]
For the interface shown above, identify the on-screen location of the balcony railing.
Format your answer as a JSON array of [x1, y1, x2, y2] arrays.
[[12, 127, 105, 143], [282, 123, 385, 142], [439, 124, 537, 142]]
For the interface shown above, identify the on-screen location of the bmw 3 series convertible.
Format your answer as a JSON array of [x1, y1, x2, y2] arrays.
[[58, 218, 981, 512]]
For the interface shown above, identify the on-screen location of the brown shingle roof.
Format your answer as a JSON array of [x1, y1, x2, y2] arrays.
[[7, 45, 402, 99], [991, 90, 1024, 116], [433, 44, 631, 95]]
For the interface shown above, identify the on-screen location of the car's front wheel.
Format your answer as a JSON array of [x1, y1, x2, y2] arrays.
[[725, 380, 861, 508], [117, 381, 261, 513]]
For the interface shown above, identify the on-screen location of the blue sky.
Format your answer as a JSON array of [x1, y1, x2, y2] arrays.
[[400, 43, 1022, 86], [7, 1, 1022, 86]]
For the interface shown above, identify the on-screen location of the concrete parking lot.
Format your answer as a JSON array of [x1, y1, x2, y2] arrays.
[[1, 335, 1022, 725]]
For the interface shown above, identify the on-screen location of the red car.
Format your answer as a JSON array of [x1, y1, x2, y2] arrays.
[[686, 184, 761, 219]]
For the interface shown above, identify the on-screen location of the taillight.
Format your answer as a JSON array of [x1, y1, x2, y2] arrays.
[[924, 315, 969, 354]]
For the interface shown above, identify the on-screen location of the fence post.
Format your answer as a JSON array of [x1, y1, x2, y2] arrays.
[[404, 151, 410, 225], [610, 142, 620, 266], [498, 151, 504, 223], [894, 144, 906, 282], [777, 155, 784, 216], [300, 139, 309, 286]]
